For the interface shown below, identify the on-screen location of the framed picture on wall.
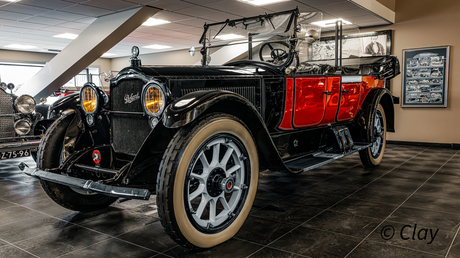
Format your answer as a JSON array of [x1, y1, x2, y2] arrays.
[[401, 46, 450, 107]]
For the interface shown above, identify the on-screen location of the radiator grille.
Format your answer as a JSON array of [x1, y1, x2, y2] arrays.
[[180, 87, 257, 106], [111, 80, 150, 155], [0, 90, 14, 138]]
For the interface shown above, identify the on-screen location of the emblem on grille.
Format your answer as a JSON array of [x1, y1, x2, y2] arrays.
[[124, 92, 140, 104]]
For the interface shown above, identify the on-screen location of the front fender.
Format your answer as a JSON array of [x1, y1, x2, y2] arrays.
[[163, 90, 298, 173]]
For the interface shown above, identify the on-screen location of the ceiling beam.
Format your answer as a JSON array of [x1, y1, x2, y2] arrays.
[[350, 0, 395, 23], [16, 6, 160, 99]]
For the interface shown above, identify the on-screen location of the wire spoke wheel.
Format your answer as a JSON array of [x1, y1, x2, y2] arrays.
[[186, 134, 248, 231], [371, 110, 384, 158], [359, 103, 387, 168]]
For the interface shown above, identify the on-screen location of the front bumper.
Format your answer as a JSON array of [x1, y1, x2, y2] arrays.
[[21, 165, 151, 200], [0, 136, 41, 152]]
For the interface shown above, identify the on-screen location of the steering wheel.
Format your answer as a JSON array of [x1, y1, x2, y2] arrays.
[[259, 41, 299, 68]]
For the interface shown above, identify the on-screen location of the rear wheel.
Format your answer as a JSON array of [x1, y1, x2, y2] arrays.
[[157, 114, 259, 248], [359, 103, 386, 167], [38, 114, 117, 212]]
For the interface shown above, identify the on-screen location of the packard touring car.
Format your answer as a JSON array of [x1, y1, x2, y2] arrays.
[[22, 9, 400, 248]]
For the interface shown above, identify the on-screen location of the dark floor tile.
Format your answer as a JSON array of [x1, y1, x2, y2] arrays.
[[349, 187, 412, 205], [58, 238, 159, 258], [250, 247, 306, 258], [78, 209, 160, 237], [14, 224, 111, 257], [446, 236, 460, 258], [164, 238, 261, 258], [269, 226, 361, 257], [0, 206, 43, 226], [404, 193, 460, 214], [251, 201, 324, 225], [0, 214, 68, 243], [328, 198, 399, 220], [22, 197, 77, 219], [0, 245, 37, 258], [116, 221, 178, 252], [0, 199, 16, 210], [413, 183, 460, 200], [301, 210, 381, 238], [367, 222, 454, 256], [387, 206, 460, 232], [282, 193, 344, 209], [348, 240, 443, 258], [235, 216, 297, 245]]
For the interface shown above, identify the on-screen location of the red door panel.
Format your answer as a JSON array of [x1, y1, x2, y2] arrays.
[[279, 77, 294, 130], [319, 76, 341, 126], [337, 82, 362, 121], [293, 77, 327, 127]]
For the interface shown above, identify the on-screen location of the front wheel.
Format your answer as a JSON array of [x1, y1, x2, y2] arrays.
[[359, 103, 387, 167], [157, 114, 259, 248]]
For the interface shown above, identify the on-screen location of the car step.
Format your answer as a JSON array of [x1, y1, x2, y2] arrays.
[[19, 163, 151, 200], [285, 142, 371, 172]]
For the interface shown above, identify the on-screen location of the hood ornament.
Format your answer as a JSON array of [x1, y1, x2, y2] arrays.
[[130, 46, 141, 67]]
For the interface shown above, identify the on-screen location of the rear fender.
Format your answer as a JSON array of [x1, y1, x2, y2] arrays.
[[350, 88, 395, 143]]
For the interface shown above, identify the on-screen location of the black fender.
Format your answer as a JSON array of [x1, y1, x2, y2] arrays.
[[34, 93, 80, 135], [350, 88, 395, 143], [162, 90, 296, 173]]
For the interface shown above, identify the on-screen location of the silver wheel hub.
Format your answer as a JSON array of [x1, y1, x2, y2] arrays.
[[371, 110, 384, 158], [186, 136, 247, 229]]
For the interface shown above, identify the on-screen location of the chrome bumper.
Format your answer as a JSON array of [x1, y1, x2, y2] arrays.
[[20, 164, 151, 200], [0, 139, 41, 152]]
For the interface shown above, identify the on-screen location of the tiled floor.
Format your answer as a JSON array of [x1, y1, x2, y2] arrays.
[[0, 144, 459, 257]]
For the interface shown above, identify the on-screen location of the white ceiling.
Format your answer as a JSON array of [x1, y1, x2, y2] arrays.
[[0, 0, 392, 58]]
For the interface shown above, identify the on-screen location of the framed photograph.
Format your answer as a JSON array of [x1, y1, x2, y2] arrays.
[[311, 30, 392, 60], [401, 46, 450, 107]]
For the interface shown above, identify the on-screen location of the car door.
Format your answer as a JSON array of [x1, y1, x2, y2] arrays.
[[292, 77, 327, 127], [337, 76, 362, 121]]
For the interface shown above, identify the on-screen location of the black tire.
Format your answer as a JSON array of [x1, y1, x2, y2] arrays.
[[157, 114, 259, 249], [359, 103, 387, 168], [38, 114, 117, 212]]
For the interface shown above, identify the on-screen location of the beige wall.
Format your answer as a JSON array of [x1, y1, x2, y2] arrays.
[[0, 49, 112, 88], [381, 0, 460, 144], [376, 0, 395, 12]]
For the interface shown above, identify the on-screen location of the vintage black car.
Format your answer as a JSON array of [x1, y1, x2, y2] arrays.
[[22, 9, 400, 248], [0, 83, 46, 160]]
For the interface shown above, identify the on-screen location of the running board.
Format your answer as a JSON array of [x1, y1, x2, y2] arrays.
[[285, 142, 372, 172], [20, 164, 150, 200]]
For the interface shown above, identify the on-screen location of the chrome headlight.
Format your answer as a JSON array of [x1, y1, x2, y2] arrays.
[[142, 82, 165, 117], [80, 83, 103, 114], [14, 119, 31, 135], [15, 95, 36, 114]]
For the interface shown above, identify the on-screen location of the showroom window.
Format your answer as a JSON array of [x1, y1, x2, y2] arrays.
[[0, 62, 101, 93]]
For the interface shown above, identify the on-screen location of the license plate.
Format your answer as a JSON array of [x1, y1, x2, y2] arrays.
[[0, 149, 31, 160]]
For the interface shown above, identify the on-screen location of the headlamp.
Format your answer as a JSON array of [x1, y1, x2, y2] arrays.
[[80, 82, 107, 115], [142, 82, 165, 117], [15, 95, 36, 114], [14, 119, 31, 135]]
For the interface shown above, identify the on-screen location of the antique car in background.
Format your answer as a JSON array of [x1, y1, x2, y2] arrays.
[[0, 82, 46, 160], [22, 9, 400, 249]]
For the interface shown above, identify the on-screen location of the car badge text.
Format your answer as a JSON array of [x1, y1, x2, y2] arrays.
[[124, 92, 140, 104]]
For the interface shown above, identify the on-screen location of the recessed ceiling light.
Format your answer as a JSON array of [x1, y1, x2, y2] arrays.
[[101, 53, 116, 57], [4, 44, 37, 50], [2, 0, 20, 2], [53, 33, 78, 39], [311, 19, 352, 28], [215, 34, 245, 40], [142, 18, 171, 26], [143, 44, 172, 50], [237, 0, 289, 6]]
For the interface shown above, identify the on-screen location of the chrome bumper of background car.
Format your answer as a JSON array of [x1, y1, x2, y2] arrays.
[[0, 138, 41, 152], [20, 164, 151, 200]]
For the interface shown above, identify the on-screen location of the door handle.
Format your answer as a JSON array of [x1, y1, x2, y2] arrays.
[[324, 91, 332, 95], [342, 90, 350, 94]]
